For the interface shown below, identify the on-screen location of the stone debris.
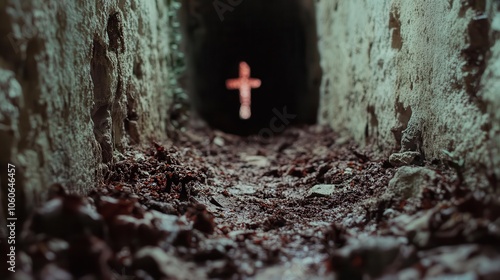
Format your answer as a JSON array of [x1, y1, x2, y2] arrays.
[[240, 154, 270, 167], [213, 136, 225, 147], [386, 166, 436, 200], [6, 126, 499, 280], [229, 184, 259, 196], [306, 184, 338, 198], [388, 151, 422, 167]]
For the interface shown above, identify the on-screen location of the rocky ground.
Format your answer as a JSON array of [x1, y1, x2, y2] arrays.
[[2, 122, 500, 279]]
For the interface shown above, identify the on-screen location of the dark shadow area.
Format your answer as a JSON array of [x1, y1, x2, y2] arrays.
[[180, 0, 321, 135]]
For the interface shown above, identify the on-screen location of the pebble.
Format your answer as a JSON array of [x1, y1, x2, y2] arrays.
[[213, 136, 225, 146], [387, 166, 436, 199], [388, 151, 422, 167], [306, 184, 337, 198]]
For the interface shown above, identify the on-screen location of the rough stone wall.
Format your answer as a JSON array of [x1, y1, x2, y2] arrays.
[[316, 0, 499, 187], [0, 0, 171, 226], [483, 0, 500, 186]]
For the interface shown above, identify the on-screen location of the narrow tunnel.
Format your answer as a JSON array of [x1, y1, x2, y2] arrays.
[[1, 0, 500, 279]]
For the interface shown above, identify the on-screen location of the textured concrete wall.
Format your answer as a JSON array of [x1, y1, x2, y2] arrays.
[[0, 0, 171, 225], [317, 0, 499, 187], [483, 1, 500, 185]]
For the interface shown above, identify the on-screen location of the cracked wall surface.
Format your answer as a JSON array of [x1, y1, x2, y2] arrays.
[[483, 0, 500, 187], [0, 0, 171, 229], [316, 0, 499, 188]]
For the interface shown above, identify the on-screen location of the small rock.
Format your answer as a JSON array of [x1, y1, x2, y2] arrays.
[[344, 167, 354, 175], [209, 196, 224, 208], [213, 136, 225, 146], [133, 152, 146, 162], [387, 166, 436, 200], [306, 184, 337, 198], [388, 151, 422, 167], [241, 154, 269, 167], [229, 184, 258, 195]]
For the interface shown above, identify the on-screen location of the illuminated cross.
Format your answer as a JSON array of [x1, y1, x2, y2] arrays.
[[226, 61, 262, 119]]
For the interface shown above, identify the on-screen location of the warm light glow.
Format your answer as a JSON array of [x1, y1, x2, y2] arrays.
[[226, 61, 261, 119]]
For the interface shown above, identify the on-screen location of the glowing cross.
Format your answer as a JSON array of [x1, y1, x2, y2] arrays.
[[226, 61, 262, 119]]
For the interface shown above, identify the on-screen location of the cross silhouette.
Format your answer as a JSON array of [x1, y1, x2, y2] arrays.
[[226, 61, 262, 119]]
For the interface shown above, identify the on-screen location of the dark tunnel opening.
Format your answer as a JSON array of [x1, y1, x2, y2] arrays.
[[180, 0, 321, 135]]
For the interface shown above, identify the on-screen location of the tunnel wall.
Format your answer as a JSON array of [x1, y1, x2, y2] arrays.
[[317, 0, 500, 188], [0, 0, 171, 228]]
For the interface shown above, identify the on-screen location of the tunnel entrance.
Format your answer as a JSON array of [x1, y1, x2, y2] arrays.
[[181, 0, 321, 135]]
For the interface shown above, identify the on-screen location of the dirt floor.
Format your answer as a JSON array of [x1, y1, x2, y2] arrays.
[[3, 121, 500, 279]]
